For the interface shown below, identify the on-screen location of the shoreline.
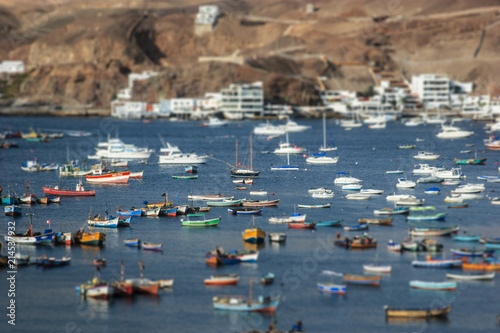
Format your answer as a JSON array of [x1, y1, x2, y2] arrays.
[[0, 108, 111, 117]]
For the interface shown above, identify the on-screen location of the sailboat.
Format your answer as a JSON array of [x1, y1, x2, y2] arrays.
[[271, 151, 300, 171], [319, 113, 338, 152], [230, 134, 260, 178]]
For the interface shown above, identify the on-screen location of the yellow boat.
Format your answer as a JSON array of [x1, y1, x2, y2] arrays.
[[74, 229, 106, 246], [384, 304, 451, 318], [242, 228, 265, 244]]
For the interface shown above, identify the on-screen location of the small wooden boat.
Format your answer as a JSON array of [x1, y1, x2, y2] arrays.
[[188, 194, 234, 201], [126, 278, 160, 295], [228, 250, 259, 262], [124, 239, 141, 247], [232, 179, 253, 184], [213, 279, 279, 313], [73, 229, 105, 246], [480, 237, 500, 244], [249, 191, 267, 196], [172, 175, 198, 180], [344, 223, 368, 231], [268, 232, 286, 242], [261, 272, 275, 285], [269, 213, 306, 223], [462, 261, 500, 271], [288, 222, 316, 229], [399, 144, 416, 149], [387, 240, 402, 252], [116, 210, 142, 217], [142, 242, 162, 251], [87, 216, 119, 228], [373, 207, 409, 215], [129, 171, 144, 179], [297, 203, 331, 208], [78, 278, 115, 299], [384, 304, 451, 318], [358, 218, 392, 226], [316, 220, 342, 227], [185, 165, 197, 173], [450, 248, 494, 257], [37, 256, 72, 267], [448, 202, 469, 208], [412, 259, 462, 268], [142, 207, 161, 216], [242, 224, 266, 243], [343, 274, 381, 286], [55, 232, 72, 245], [205, 248, 240, 266], [363, 264, 391, 274], [236, 186, 246, 190], [36, 197, 49, 204], [317, 282, 346, 295], [446, 272, 495, 280], [207, 199, 242, 207], [5, 205, 21, 216], [86, 171, 130, 184], [204, 274, 239, 286], [453, 234, 480, 242], [410, 280, 457, 291], [228, 207, 263, 215], [409, 226, 459, 237], [181, 214, 220, 227], [241, 199, 279, 207]]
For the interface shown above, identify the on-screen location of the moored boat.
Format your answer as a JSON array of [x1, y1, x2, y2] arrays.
[[181, 214, 220, 227], [86, 171, 130, 184], [343, 274, 381, 286], [42, 181, 95, 196], [384, 304, 451, 318], [142, 242, 162, 251], [204, 274, 239, 286], [363, 264, 391, 274], [124, 239, 141, 247], [213, 279, 279, 313], [409, 280, 457, 291], [228, 207, 263, 215], [288, 222, 316, 229], [446, 273, 495, 280]]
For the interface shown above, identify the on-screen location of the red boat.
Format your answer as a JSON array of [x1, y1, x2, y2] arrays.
[[288, 222, 316, 229], [42, 181, 95, 196], [86, 171, 130, 184]]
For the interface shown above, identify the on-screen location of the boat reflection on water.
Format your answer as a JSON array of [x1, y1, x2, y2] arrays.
[[243, 241, 265, 251], [386, 315, 450, 325], [83, 297, 112, 319]]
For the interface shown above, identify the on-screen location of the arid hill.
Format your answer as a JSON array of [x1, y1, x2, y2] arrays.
[[0, 0, 499, 108]]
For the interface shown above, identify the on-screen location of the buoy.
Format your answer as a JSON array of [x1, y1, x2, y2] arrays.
[[483, 151, 486, 153], [303, 154, 307, 158]]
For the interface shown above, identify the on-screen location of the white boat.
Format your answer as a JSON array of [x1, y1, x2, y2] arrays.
[[449, 193, 484, 200], [159, 142, 181, 154], [278, 119, 310, 133], [253, 122, 286, 136], [363, 264, 391, 274], [360, 189, 383, 195], [386, 170, 404, 174], [386, 194, 417, 202], [269, 214, 306, 223], [363, 114, 389, 124], [306, 154, 339, 164], [417, 176, 443, 183], [308, 187, 329, 194], [340, 119, 362, 128], [404, 118, 424, 127], [201, 117, 228, 127], [423, 112, 446, 125], [396, 197, 425, 206], [444, 196, 464, 203], [268, 232, 286, 242], [451, 184, 484, 194], [432, 167, 464, 179], [93, 136, 154, 160], [273, 133, 305, 154], [436, 125, 474, 139], [396, 178, 416, 188], [413, 151, 440, 160], [368, 122, 386, 129], [312, 192, 334, 199], [442, 180, 461, 186], [158, 151, 208, 164], [342, 184, 362, 191], [346, 193, 371, 200], [334, 172, 362, 185], [446, 273, 494, 280], [249, 191, 268, 196], [271, 150, 300, 171], [412, 164, 445, 175]]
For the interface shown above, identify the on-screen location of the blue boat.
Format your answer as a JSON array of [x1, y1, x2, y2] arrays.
[[185, 165, 197, 173], [116, 210, 142, 217], [160, 206, 177, 216], [317, 282, 346, 295], [344, 223, 368, 231], [213, 280, 280, 312], [450, 248, 494, 257], [424, 187, 440, 194], [485, 243, 500, 249], [4, 205, 21, 216], [124, 239, 141, 247], [316, 220, 342, 227], [118, 217, 132, 227], [2, 196, 19, 205], [453, 235, 480, 242], [412, 259, 463, 268]]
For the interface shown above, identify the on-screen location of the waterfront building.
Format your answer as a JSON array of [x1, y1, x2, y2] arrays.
[[220, 81, 264, 120], [0, 60, 25, 74]]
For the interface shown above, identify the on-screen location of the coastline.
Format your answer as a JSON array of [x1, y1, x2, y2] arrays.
[[0, 107, 111, 117]]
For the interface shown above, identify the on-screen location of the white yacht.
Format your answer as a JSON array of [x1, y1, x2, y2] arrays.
[[432, 167, 464, 179], [396, 178, 416, 188], [413, 151, 440, 160], [412, 164, 445, 175], [451, 184, 484, 194], [334, 172, 362, 185], [306, 153, 339, 164], [436, 125, 474, 139], [93, 143, 154, 160], [273, 132, 305, 154], [158, 143, 208, 164], [404, 118, 424, 127], [278, 119, 311, 132], [253, 122, 285, 136]]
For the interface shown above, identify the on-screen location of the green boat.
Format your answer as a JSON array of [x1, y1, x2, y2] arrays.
[[181, 214, 220, 227], [172, 175, 198, 179], [207, 199, 242, 207]]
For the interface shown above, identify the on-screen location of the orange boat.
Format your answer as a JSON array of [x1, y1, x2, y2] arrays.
[[462, 261, 500, 271], [204, 274, 240, 286], [343, 274, 381, 286]]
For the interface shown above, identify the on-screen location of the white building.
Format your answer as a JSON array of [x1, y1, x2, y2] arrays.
[[411, 74, 451, 109], [128, 70, 158, 89], [111, 101, 147, 119], [220, 81, 264, 119], [117, 88, 132, 100], [0, 60, 25, 74], [195, 5, 219, 25], [197, 92, 221, 111]]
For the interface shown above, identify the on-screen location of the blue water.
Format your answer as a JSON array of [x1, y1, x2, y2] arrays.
[[1, 116, 499, 332]]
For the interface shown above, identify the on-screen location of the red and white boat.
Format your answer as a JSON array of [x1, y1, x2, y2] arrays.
[[85, 284, 115, 299], [86, 171, 130, 184], [485, 136, 500, 150], [42, 181, 95, 196], [129, 171, 143, 179], [204, 274, 239, 286], [20, 181, 36, 204], [56, 232, 72, 245]]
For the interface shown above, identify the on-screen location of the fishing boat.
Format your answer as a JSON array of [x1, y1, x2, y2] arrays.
[[446, 273, 495, 280], [172, 175, 198, 180], [232, 179, 253, 184], [55, 232, 72, 245], [373, 207, 409, 215], [42, 181, 95, 196], [261, 272, 275, 285], [228, 207, 263, 215], [384, 304, 451, 318], [188, 194, 234, 201], [21, 159, 58, 172], [78, 277, 114, 300], [297, 203, 331, 209], [462, 261, 500, 271], [4, 214, 53, 245], [411, 259, 463, 268], [87, 213, 119, 228], [409, 280, 457, 291], [268, 232, 286, 242], [124, 239, 141, 247], [343, 274, 381, 286], [316, 220, 342, 227], [5, 205, 21, 216], [47, 196, 61, 203], [207, 199, 241, 207], [317, 271, 346, 295], [242, 218, 265, 243], [142, 242, 162, 251], [409, 226, 459, 237], [448, 202, 469, 208], [308, 187, 329, 193], [399, 144, 416, 149], [335, 234, 377, 249], [480, 237, 500, 244], [181, 214, 220, 227], [242, 199, 279, 207], [363, 264, 391, 274], [288, 222, 316, 229], [230, 134, 260, 178], [205, 247, 240, 266], [269, 213, 306, 224], [37, 256, 72, 267], [125, 275, 160, 295], [432, 167, 464, 180], [400, 238, 443, 252], [358, 218, 392, 226], [213, 279, 279, 313], [229, 250, 259, 263], [73, 227, 106, 246], [86, 171, 130, 184], [115, 209, 142, 217], [387, 240, 402, 252], [453, 234, 480, 242], [204, 274, 239, 286], [59, 163, 93, 177], [142, 207, 161, 216], [344, 223, 368, 231], [450, 248, 494, 257], [455, 155, 487, 165], [413, 151, 440, 160], [36, 197, 49, 204], [185, 165, 198, 173]]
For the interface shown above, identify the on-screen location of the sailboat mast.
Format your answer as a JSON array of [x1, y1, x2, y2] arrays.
[[250, 134, 253, 170], [323, 112, 327, 148], [235, 139, 238, 170]]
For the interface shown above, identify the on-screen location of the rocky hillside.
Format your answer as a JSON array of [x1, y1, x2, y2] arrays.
[[1, 0, 499, 108]]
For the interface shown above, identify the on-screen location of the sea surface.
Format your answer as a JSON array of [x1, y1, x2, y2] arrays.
[[0, 116, 499, 333]]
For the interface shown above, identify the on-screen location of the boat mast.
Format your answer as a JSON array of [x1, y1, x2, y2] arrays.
[[323, 112, 327, 149], [250, 133, 253, 171], [235, 139, 238, 171]]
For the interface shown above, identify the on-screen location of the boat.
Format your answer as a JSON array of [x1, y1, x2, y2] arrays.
[[249, 191, 267, 196], [424, 187, 441, 194], [368, 122, 386, 129], [87, 212, 119, 228], [4, 205, 21, 216], [363, 264, 392, 274], [318, 113, 337, 152], [344, 223, 368, 231], [228, 250, 259, 262], [451, 183, 484, 194], [4, 214, 53, 245], [37, 256, 71, 267], [86, 171, 130, 184], [384, 304, 451, 318], [271, 149, 300, 171], [207, 199, 241, 207], [273, 132, 305, 154], [59, 163, 93, 177], [396, 178, 416, 188], [446, 273, 495, 280], [205, 247, 240, 266], [158, 144, 208, 164], [386, 170, 404, 174], [455, 151, 487, 165], [432, 167, 464, 180], [288, 222, 316, 229], [316, 220, 342, 227], [395, 197, 425, 206], [358, 218, 392, 225], [110, 160, 128, 167], [400, 239, 443, 252], [412, 257, 463, 268], [268, 232, 286, 242], [480, 237, 500, 244], [42, 181, 95, 196], [436, 124, 473, 139], [73, 227, 105, 246], [189, 194, 234, 201], [453, 234, 480, 242], [279, 119, 311, 133], [413, 151, 440, 160], [181, 214, 220, 227], [343, 274, 381, 286], [242, 199, 279, 207], [261, 273, 275, 285], [124, 239, 141, 247], [204, 274, 239, 286], [21, 159, 59, 172], [346, 193, 371, 200], [228, 207, 263, 215], [306, 152, 339, 164], [297, 203, 331, 209], [78, 276, 114, 300], [125, 269, 160, 295], [462, 261, 500, 271], [312, 191, 335, 198], [334, 172, 362, 185], [253, 121, 286, 136], [185, 165, 198, 173], [418, 177, 444, 186], [450, 248, 494, 257], [55, 232, 72, 245], [373, 207, 409, 215], [172, 175, 198, 180], [308, 187, 329, 194], [233, 179, 253, 184], [335, 234, 377, 249], [409, 226, 459, 237], [407, 207, 447, 221], [230, 134, 260, 178], [317, 271, 346, 295], [360, 189, 383, 195], [342, 184, 362, 191], [242, 218, 265, 243], [442, 180, 462, 186], [410, 280, 457, 291], [200, 117, 228, 127], [484, 136, 500, 150], [387, 240, 402, 252], [213, 279, 279, 313], [142, 242, 162, 251], [412, 164, 445, 175]]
